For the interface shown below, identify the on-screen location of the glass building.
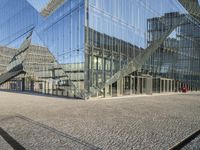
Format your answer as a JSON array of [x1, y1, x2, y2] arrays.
[[0, 0, 199, 99]]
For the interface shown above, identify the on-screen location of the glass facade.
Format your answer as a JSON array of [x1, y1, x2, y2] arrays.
[[0, 0, 86, 97], [0, 0, 199, 99], [147, 13, 200, 92], [85, 0, 200, 96]]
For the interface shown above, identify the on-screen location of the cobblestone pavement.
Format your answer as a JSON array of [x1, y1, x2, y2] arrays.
[[0, 91, 200, 149], [0, 116, 100, 150], [183, 136, 200, 150], [0, 136, 13, 150]]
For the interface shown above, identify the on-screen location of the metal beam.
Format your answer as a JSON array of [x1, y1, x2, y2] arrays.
[[41, 0, 65, 17], [178, 0, 200, 20], [7, 31, 33, 72]]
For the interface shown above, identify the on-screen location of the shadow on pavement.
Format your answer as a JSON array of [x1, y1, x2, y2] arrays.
[[0, 127, 26, 150]]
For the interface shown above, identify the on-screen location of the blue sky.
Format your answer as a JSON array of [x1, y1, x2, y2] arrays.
[[26, 0, 51, 12]]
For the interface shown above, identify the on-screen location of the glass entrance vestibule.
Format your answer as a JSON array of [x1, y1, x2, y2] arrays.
[[152, 78, 180, 93], [103, 76, 194, 98], [104, 75, 153, 97]]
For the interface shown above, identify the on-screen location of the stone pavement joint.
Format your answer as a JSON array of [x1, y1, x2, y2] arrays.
[[0, 115, 101, 150], [16, 115, 102, 150], [169, 128, 200, 150]]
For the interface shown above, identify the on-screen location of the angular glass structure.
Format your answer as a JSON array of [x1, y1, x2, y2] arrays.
[[0, 0, 199, 99]]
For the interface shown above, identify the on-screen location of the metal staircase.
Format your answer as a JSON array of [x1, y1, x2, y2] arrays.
[[0, 64, 25, 86], [0, 30, 33, 86], [0, 27, 86, 99], [178, 0, 200, 20], [7, 31, 33, 71], [38, 64, 86, 99]]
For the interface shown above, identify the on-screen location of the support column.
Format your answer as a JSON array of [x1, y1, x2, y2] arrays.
[[166, 80, 169, 92], [132, 76, 135, 94], [170, 80, 172, 92], [104, 85, 111, 98], [136, 77, 140, 94], [117, 79, 121, 96], [130, 76, 133, 95], [142, 78, 144, 94], [160, 79, 162, 93], [146, 76, 152, 95], [163, 80, 165, 93]]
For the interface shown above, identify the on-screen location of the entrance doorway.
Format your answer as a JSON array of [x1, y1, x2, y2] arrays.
[[112, 82, 117, 97], [123, 76, 131, 95]]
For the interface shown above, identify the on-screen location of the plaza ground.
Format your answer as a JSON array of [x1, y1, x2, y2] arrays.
[[0, 91, 200, 149]]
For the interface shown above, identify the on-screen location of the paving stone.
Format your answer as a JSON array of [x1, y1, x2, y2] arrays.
[[183, 136, 200, 150], [0, 136, 13, 150], [0, 91, 200, 149], [0, 116, 99, 150]]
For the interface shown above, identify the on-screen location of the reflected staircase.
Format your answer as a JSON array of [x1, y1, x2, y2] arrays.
[[0, 64, 25, 86], [178, 0, 200, 20], [0, 27, 86, 99], [87, 14, 185, 99], [0, 30, 33, 87]]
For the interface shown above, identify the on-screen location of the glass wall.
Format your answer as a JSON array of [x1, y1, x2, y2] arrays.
[[0, 0, 199, 98], [147, 12, 200, 91], [85, 0, 200, 94], [38, 0, 85, 64], [36, 0, 85, 94], [0, 0, 40, 48], [0, 0, 86, 98]]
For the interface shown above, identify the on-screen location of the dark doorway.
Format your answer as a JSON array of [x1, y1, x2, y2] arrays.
[[135, 77, 138, 94], [112, 82, 117, 97], [124, 76, 130, 95]]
